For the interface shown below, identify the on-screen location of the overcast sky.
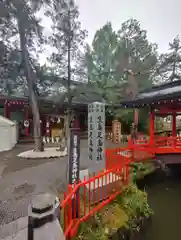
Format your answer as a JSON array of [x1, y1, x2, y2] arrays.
[[39, 0, 181, 64], [76, 0, 181, 53]]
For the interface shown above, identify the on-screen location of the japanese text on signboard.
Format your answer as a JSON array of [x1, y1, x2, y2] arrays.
[[88, 104, 94, 161], [72, 134, 78, 184], [88, 102, 105, 163], [96, 115, 103, 161], [68, 129, 80, 186]]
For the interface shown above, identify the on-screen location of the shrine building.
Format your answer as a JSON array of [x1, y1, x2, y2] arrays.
[[0, 91, 104, 144], [119, 79, 181, 141]]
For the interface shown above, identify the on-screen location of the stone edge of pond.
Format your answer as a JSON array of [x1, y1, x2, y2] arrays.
[[109, 215, 152, 240]]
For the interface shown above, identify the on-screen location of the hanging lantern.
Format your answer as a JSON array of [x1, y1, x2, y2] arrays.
[[57, 117, 61, 123], [24, 120, 29, 128]]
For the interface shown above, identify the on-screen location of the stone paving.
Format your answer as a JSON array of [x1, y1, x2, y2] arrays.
[[0, 159, 67, 223], [0, 217, 27, 240], [0, 140, 125, 239]]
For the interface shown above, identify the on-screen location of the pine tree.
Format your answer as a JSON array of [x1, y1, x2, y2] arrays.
[[47, 0, 87, 144], [47, 0, 87, 80], [86, 19, 158, 128], [0, 0, 50, 151], [158, 36, 181, 82]]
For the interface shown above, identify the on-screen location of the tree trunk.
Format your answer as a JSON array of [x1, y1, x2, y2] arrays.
[[18, 19, 43, 151], [65, 109, 72, 146], [67, 9, 72, 151]]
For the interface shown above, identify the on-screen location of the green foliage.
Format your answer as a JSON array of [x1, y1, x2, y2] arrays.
[[116, 184, 153, 230], [117, 19, 158, 90], [0, 42, 22, 95], [158, 35, 181, 82], [86, 19, 158, 129], [0, 0, 55, 150], [73, 184, 153, 239], [115, 108, 149, 133], [115, 109, 134, 123], [0, 0, 87, 99], [76, 219, 108, 240], [0, 0, 54, 96], [48, 0, 87, 82], [138, 109, 150, 133], [129, 161, 155, 183], [130, 162, 146, 171], [1, 0, 181, 133]]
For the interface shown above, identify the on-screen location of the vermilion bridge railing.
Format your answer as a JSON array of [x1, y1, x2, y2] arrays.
[[60, 146, 154, 239], [155, 136, 181, 147], [131, 135, 181, 154]]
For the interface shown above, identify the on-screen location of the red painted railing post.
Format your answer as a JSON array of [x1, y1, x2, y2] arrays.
[[68, 185, 73, 238]]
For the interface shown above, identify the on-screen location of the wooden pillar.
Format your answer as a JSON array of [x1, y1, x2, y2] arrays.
[[150, 110, 155, 145], [134, 109, 139, 126], [4, 100, 9, 118]]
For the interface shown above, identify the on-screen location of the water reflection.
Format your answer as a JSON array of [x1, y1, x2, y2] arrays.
[[142, 165, 181, 240]]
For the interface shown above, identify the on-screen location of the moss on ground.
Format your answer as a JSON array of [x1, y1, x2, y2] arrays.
[[73, 184, 153, 239]]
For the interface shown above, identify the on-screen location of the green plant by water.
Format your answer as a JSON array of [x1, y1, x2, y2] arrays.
[[74, 184, 153, 239]]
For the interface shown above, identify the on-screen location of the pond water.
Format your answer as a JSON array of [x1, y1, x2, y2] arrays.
[[140, 166, 181, 240]]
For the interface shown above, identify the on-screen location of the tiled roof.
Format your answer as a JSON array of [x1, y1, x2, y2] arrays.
[[119, 80, 181, 107], [0, 86, 104, 106]]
